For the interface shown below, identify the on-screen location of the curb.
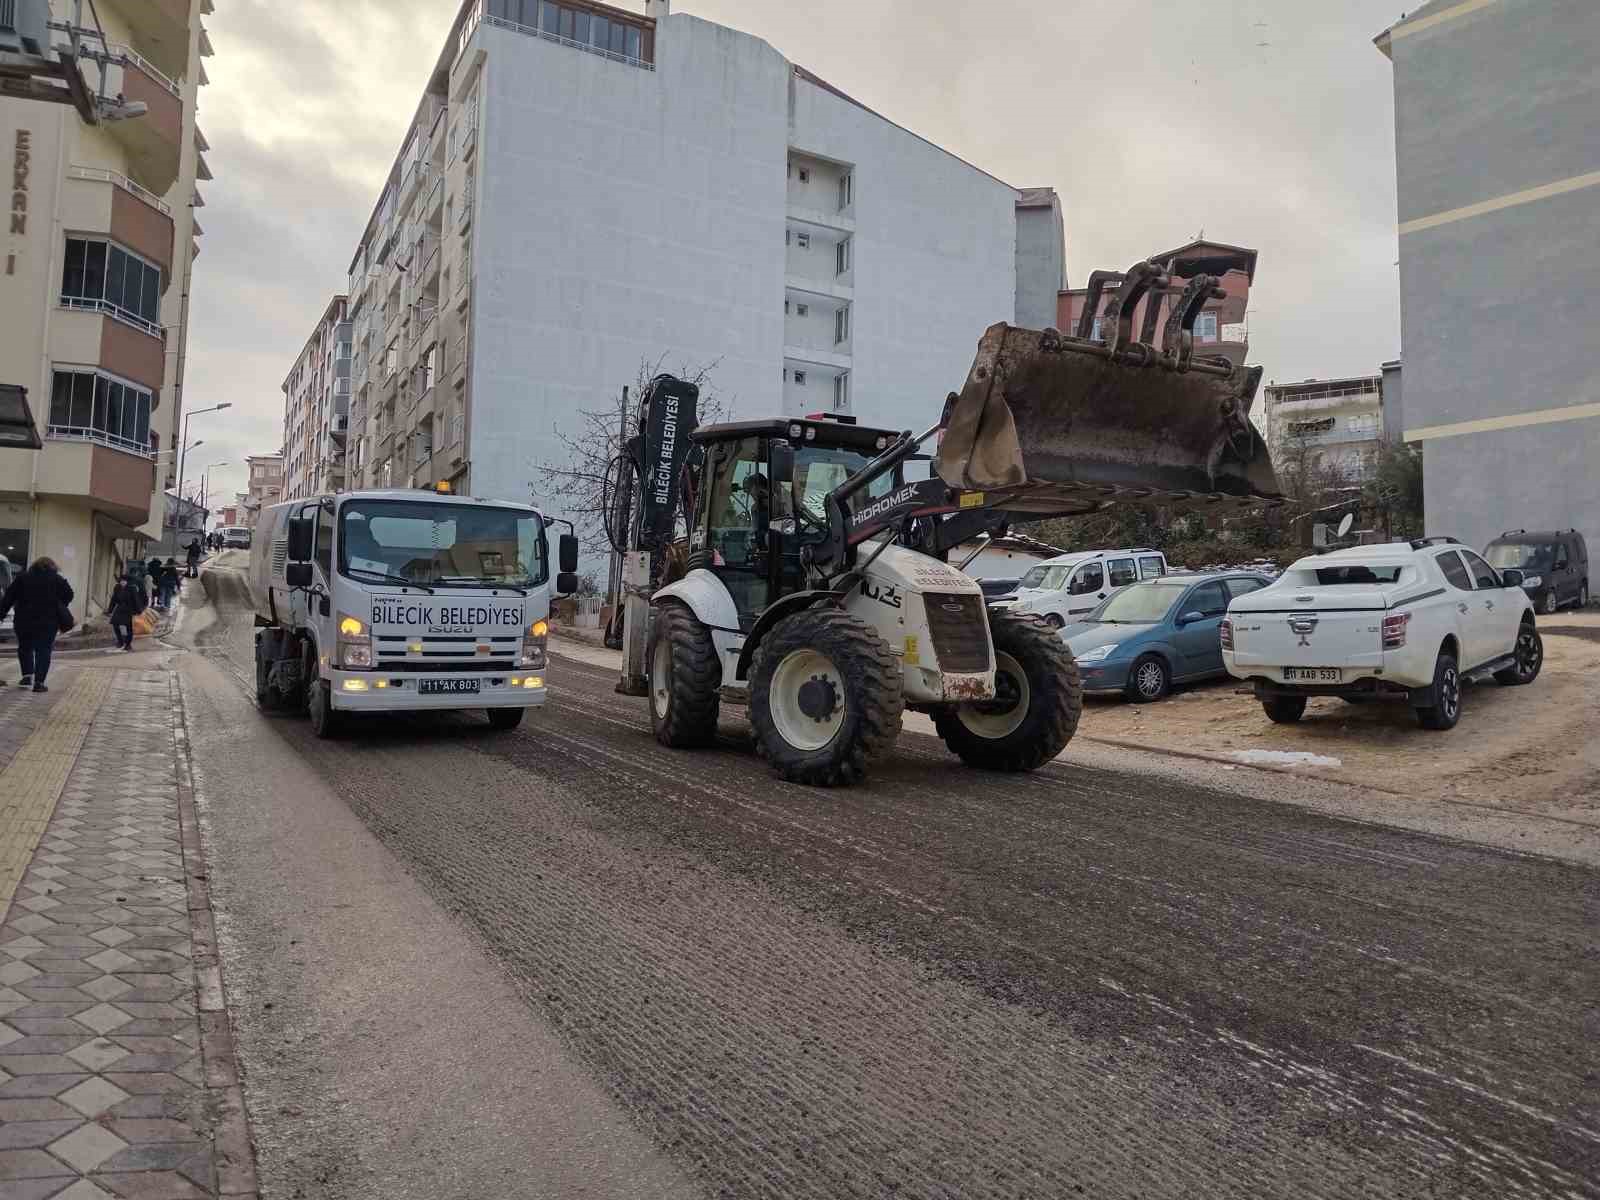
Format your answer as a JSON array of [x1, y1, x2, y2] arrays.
[[168, 671, 261, 1197]]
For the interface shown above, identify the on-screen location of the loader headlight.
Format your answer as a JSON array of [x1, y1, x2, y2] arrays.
[[337, 610, 374, 669], [519, 619, 547, 668], [1075, 643, 1120, 662]]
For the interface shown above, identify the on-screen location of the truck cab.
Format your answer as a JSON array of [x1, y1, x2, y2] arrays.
[[250, 488, 578, 736]]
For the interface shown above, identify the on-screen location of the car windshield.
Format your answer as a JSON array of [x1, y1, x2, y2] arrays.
[[1019, 564, 1072, 590], [1485, 542, 1554, 569], [1092, 580, 1187, 624], [338, 499, 547, 588]]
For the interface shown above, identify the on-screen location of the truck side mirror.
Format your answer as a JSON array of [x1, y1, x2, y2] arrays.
[[556, 571, 578, 596], [558, 533, 579, 574], [286, 516, 313, 563], [286, 562, 313, 589]]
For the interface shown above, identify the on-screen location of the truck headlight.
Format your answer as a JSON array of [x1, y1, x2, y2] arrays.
[[337, 611, 374, 669], [1075, 643, 1119, 662], [519, 618, 548, 668]]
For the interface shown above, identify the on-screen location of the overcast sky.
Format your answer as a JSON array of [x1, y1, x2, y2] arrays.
[[189, 0, 1408, 508]]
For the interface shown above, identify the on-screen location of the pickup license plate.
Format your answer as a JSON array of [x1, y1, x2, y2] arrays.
[[1283, 667, 1341, 682], [419, 678, 481, 695]]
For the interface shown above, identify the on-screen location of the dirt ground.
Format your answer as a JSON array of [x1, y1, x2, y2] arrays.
[[1076, 609, 1600, 824]]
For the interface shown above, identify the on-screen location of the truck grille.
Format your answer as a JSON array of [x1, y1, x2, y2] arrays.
[[922, 593, 990, 673]]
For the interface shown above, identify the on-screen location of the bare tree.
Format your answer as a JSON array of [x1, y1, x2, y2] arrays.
[[537, 356, 731, 553]]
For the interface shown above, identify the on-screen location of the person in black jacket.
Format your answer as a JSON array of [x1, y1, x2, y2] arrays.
[[108, 572, 143, 652], [0, 557, 74, 692]]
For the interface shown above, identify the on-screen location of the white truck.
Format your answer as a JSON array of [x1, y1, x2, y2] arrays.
[[248, 487, 578, 737], [1221, 537, 1542, 730]]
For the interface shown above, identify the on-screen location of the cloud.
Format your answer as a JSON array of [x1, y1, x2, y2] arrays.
[[191, 0, 1405, 506]]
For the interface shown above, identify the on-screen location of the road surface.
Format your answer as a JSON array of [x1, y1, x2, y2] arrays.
[[186, 560, 1599, 1199]]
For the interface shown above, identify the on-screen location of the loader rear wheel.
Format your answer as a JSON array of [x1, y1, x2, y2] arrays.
[[934, 613, 1081, 772], [749, 608, 903, 787], [648, 602, 721, 748]]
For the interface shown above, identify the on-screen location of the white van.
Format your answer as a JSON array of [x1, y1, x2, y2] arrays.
[[989, 547, 1168, 628]]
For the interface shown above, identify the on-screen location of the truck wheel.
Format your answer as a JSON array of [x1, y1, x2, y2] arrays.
[[648, 602, 721, 749], [1494, 622, 1543, 686], [749, 607, 903, 786], [1124, 653, 1170, 703], [254, 638, 274, 709], [1415, 652, 1461, 730], [1262, 695, 1307, 724], [487, 707, 525, 731], [933, 612, 1081, 772], [308, 679, 340, 739]]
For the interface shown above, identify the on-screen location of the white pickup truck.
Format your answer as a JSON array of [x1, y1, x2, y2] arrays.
[[1222, 538, 1542, 730]]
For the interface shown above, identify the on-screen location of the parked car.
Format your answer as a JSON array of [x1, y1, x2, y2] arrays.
[[990, 547, 1169, 628], [976, 577, 1020, 600], [1483, 529, 1588, 615], [0, 554, 13, 643], [1222, 537, 1542, 730], [1064, 570, 1272, 701]]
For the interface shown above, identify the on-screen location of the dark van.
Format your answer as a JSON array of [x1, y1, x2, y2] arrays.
[[1483, 529, 1589, 614]]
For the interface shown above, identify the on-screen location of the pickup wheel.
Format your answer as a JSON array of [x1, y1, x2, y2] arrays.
[[487, 707, 525, 731], [1124, 653, 1170, 703], [1494, 622, 1543, 686], [1415, 652, 1462, 730], [1261, 695, 1307, 724]]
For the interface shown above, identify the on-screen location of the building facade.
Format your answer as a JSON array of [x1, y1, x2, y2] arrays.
[[328, 0, 1062, 522], [281, 294, 352, 499], [1378, 0, 1600, 555], [1058, 240, 1256, 368], [0, 0, 213, 623], [240, 452, 282, 528], [1263, 375, 1386, 483]]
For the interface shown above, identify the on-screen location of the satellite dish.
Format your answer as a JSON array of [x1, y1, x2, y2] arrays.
[[1336, 512, 1355, 539]]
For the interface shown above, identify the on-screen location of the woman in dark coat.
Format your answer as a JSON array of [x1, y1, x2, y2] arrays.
[[0, 556, 74, 693], [108, 572, 143, 652]]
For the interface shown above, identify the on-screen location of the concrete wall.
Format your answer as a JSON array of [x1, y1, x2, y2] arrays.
[[1014, 199, 1064, 330], [1388, 0, 1600, 562]]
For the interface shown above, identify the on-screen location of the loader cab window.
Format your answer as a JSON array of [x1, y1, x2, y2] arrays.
[[698, 437, 771, 621]]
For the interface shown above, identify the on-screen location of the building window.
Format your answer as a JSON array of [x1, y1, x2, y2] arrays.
[[60, 237, 163, 333], [1090, 316, 1103, 342], [795, 232, 810, 250], [833, 373, 848, 411], [48, 368, 154, 454], [838, 173, 852, 211], [1195, 311, 1218, 342], [793, 370, 807, 386], [798, 167, 810, 184], [836, 238, 851, 276], [834, 305, 849, 344], [795, 303, 808, 318]]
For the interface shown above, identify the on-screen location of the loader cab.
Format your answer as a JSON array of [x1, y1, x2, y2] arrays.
[[688, 416, 904, 627]]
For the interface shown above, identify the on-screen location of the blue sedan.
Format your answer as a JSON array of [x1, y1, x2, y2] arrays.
[[1063, 572, 1272, 702]]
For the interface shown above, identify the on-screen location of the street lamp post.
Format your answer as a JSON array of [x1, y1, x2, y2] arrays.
[[175, 403, 231, 532]]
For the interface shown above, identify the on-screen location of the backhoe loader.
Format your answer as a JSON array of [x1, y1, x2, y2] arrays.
[[610, 259, 1283, 786]]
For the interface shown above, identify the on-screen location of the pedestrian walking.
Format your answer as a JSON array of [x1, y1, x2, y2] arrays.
[[145, 555, 163, 609], [108, 572, 144, 651], [0, 556, 75, 693], [160, 558, 180, 610], [186, 537, 202, 579]]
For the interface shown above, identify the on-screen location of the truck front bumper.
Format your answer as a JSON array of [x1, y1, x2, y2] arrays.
[[328, 670, 547, 712]]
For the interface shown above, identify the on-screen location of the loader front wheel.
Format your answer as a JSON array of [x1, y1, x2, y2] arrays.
[[749, 608, 903, 787], [648, 602, 721, 748], [934, 613, 1081, 772]]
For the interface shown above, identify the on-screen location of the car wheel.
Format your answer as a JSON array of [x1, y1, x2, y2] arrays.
[[1415, 652, 1461, 731], [1581, 580, 1590, 608], [1540, 590, 1558, 615], [1494, 622, 1543, 686], [1123, 653, 1169, 703], [1043, 613, 1064, 630], [1262, 695, 1307, 723]]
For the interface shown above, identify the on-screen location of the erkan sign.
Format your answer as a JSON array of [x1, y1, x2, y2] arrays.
[[638, 375, 698, 546], [11, 129, 29, 236]]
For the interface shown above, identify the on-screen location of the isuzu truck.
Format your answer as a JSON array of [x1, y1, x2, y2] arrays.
[[248, 487, 578, 737]]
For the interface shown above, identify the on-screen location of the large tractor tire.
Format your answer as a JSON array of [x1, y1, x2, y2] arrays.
[[749, 607, 904, 787], [648, 602, 721, 748], [934, 612, 1081, 772]]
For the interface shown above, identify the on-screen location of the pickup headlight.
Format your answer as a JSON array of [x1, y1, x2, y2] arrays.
[[1522, 574, 1543, 588], [519, 618, 548, 668], [337, 611, 374, 669], [1075, 643, 1120, 662]]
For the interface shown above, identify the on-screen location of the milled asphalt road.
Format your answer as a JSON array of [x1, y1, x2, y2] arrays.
[[190, 561, 1599, 1199]]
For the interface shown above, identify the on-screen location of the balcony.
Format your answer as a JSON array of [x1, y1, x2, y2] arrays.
[[459, 0, 655, 72], [1284, 425, 1381, 448], [398, 159, 429, 217], [62, 167, 175, 279], [97, 46, 185, 195], [422, 174, 445, 226], [33, 436, 156, 527], [51, 305, 165, 393], [99, 0, 191, 83]]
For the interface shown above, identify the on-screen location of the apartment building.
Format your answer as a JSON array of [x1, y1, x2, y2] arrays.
[[1057, 240, 1256, 367], [281, 294, 352, 499], [0, 0, 213, 623], [1264, 375, 1386, 482], [1377, 0, 1600, 554], [330, 0, 1063, 516], [240, 452, 282, 529]]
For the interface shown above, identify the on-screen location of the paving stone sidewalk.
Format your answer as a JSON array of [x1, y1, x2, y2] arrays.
[[0, 670, 255, 1199]]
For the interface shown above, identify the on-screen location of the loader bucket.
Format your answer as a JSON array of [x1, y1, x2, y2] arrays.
[[935, 269, 1281, 510]]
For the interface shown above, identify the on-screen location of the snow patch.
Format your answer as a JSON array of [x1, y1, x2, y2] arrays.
[[1228, 749, 1343, 769]]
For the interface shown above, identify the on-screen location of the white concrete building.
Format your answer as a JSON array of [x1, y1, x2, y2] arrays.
[[1265, 375, 1387, 482], [332, 0, 1063, 524], [281, 294, 352, 500]]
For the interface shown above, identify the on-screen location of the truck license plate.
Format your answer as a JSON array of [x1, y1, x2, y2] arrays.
[[419, 679, 481, 695], [1283, 667, 1341, 682]]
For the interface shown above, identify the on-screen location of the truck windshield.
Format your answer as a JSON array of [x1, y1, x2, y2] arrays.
[[338, 499, 546, 588], [1485, 542, 1554, 570]]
